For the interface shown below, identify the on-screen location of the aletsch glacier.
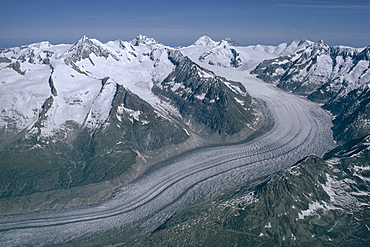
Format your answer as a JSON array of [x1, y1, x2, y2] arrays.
[[1, 35, 369, 245]]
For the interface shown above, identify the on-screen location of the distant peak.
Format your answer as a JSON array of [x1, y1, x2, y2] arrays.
[[223, 38, 240, 47], [298, 39, 313, 46], [289, 39, 300, 44], [77, 35, 90, 44], [73, 35, 104, 47], [27, 41, 52, 49], [316, 39, 328, 47], [309, 39, 330, 51], [73, 35, 93, 47], [287, 39, 313, 47], [63, 35, 117, 63], [192, 36, 217, 46], [131, 35, 159, 46]]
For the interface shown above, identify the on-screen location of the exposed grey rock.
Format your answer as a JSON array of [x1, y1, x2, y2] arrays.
[[252, 42, 370, 142]]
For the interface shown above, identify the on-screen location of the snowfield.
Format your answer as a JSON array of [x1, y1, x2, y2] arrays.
[[0, 71, 335, 245]]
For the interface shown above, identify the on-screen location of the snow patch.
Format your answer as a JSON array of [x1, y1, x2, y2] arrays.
[[195, 93, 207, 100], [264, 222, 272, 228], [298, 201, 338, 220], [234, 97, 245, 106], [117, 105, 142, 123]]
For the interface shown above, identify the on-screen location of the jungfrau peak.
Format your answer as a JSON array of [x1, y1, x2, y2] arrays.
[[192, 35, 218, 46], [223, 38, 240, 47], [62, 35, 119, 64]]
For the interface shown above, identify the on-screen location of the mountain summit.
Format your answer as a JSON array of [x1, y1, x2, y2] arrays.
[[62, 35, 119, 65], [131, 34, 161, 46], [192, 35, 218, 46]]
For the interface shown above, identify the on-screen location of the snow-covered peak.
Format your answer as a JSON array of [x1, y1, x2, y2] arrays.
[[314, 40, 329, 51], [287, 39, 314, 50], [25, 41, 52, 49], [71, 35, 104, 49], [2, 41, 52, 53], [70, 35, 97, 48], [192, 36, 218, 46], [193, 36, 239, 48], [131, 35, 160, 46], [267, 39, 330, 58], [0, 40, 60, 65], [197, 40, 244, 68], [62, 35, 119, 64], [252, 38, 370, 106], [223, 38, 240, 47], [288, 39, 313, 47], [357, 46, 370, 60], [217, 39, 232, 48], [272, 39, 314, 56], [317, 39, 326, 46], [330, 45, 359, 58], [252, 44, 271, 52]]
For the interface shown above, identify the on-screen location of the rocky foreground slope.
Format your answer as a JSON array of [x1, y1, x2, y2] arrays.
[[129, 135, 370, 247]]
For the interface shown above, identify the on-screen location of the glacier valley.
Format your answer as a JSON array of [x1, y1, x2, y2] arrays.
[[0, 35, 369, 246]]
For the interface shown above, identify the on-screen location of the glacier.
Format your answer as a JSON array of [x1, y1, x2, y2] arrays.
[[3, 35, 363, 245]]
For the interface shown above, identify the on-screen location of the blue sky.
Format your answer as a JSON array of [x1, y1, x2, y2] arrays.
[[0, 0, 369, 48]]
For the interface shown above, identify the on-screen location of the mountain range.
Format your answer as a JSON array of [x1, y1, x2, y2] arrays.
[[0, 35, 369, 246], [0, 35, 265, 213]]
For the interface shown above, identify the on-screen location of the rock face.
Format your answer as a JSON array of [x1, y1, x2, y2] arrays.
[[251, 41, 370, 142], [252, 42, 369, 100], [129, 135, 370, 247], [324, 84, 370, 142], [153, 50, 259, 135], [0, 36, 261, 212]]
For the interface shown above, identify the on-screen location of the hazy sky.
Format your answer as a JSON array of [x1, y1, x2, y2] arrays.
[[0, 0, 369, 48]]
